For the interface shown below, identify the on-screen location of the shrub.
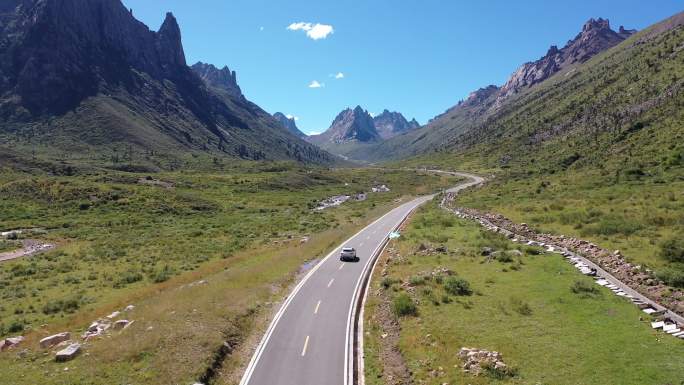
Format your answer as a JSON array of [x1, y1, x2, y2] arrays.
[[42, 297, 81, 314], [392, 293, 417, 317], [525, 247, 542, 255], [114, 271, 143, 288], [510, 297, 533, 316], [482, 361, 518, 379], [381, 277, 398, 289], [659, 238, 684, 263], [657, 267, 684, 288], [152, 266, 174, 283], [571, 280, 601, 297], [409, 275, 426, 286], [444, 277, 473, 296], [580, 217, 641, 236], [8, 320, 24, 333]]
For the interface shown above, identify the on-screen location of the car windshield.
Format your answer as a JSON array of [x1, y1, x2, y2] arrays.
[[343, 248, 353, 252]]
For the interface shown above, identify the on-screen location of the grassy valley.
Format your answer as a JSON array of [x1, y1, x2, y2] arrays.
[[0, 164, 456, 384]]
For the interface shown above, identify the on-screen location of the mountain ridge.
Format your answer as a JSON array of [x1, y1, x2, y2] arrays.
[[0, 0, 334, 167], [342, 17, 640, 162]]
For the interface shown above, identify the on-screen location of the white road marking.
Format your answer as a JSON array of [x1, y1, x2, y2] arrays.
[[314, 300, 321, 314], [327, 278, 335, 288], [339, 263, 345, 270], [301, 335, 310, 357], [359, 242, 364, 247]]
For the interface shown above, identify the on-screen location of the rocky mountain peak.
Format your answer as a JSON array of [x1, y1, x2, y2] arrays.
[[157, 12, 186, 67], [273, 112, 306, 138], [582, 17, 610, 33], [373, 109, 420, 139], [191, 62, 242, 97], [498, 17, 636, 101], [313, 105, 378, 144]]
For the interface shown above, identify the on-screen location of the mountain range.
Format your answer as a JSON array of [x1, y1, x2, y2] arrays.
[[343, 17, 644, 162], [307, 106, 420, 156], [0, 0, 334, 169]]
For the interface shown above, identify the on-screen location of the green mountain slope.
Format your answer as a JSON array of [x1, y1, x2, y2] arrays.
[[400, 12, 684, 291], [412, 11, 684, 174]]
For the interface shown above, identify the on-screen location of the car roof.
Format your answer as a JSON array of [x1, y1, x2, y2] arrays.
[[342, 247, 354, 251]]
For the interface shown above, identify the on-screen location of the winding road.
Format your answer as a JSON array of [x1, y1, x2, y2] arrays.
[[239, 172, 484, 385]]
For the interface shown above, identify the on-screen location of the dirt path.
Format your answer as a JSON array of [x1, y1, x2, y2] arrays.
[[0, 239, 54, 262]]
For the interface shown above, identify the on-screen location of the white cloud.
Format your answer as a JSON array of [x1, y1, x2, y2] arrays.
[[334, 72, 344, 79], [308, 80, 324, 88], [259, 26, 264, 31], [287, 22, 334, 40], [285, 114, 299, 121], [308, 131, 322, 135]]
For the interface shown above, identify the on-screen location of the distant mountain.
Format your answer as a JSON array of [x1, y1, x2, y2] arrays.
[[0, 0, 334, 167], [373, 110, 420, 139], [343, 17, 640, 162], [273, 112, 306, 138], [308, 106, 379, 145], [191, 62, 242, 98]]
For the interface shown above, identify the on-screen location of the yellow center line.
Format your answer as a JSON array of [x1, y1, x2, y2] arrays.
[[301, 335, 310, 357], [314, 300, 321, 314], [327, 278, 335, 288]]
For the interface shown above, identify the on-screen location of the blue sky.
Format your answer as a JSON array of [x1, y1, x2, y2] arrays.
[[122, 0, 682, 135]]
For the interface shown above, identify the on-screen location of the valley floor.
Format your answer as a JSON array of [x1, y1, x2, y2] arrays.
[[0, 165, 456, 384]]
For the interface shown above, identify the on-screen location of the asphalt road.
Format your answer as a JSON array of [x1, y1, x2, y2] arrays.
[[240, 172, 483, 385]]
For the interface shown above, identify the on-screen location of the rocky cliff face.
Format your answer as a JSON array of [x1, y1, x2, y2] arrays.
[[273, 112, 306, 138], [373, 109, 420, 139], [191, 62, 242, 98], [309, 106, 379, 144], [498, 18, 635, 100], [0, 0, 193, 115], [0, 0, 335, 165]]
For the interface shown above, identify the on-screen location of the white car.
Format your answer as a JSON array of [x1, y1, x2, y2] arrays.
[[340, 247, 358, 262]]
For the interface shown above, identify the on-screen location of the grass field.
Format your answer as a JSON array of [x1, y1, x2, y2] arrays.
[[0, 164, 457, 384], [364, 202, 684, 385], [452, 168, 684, 288]]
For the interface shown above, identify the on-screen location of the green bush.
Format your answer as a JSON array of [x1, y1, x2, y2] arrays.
[[659, 238, 684, 263], [657, 267, 684, 288], [444, 277, 473, 296], [42, 297, 80, 314], [392, 293, 417, 317], [380, 277, 399, 289], [482, 361, 518, 379], [8, 320, 24, 333], [571, 280, 601, 297], [409, 275, 426, 286], [580, 217, 641, 236]]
